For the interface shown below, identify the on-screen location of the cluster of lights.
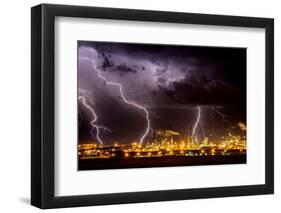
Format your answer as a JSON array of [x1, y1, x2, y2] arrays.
[[78, 133, 246, 159]]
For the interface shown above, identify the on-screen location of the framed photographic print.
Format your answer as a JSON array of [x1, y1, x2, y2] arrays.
[[31, 4, 274, 209]]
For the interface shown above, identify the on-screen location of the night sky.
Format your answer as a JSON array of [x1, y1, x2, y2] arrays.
[[78, 41, 246, 145]]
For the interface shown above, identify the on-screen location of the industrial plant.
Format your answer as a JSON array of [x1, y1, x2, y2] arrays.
[[78, 130, 246, 160]]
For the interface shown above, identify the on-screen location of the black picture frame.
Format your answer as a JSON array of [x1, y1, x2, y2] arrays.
[[31, 3, 274, 209]]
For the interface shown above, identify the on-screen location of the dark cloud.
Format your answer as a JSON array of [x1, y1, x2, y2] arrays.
[[157, 72, 239, 105], [99, 52, 113, 69], [116, 63, 138, 74], [97, 50, 139, 75]]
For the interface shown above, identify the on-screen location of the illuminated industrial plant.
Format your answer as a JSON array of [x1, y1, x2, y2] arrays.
[[78, 128, 246, 160]]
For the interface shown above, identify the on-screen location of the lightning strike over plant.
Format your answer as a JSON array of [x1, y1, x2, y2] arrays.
[[78, 96, 111, 145], [192, 106, 201, 137], [80, 57, 150, 145]]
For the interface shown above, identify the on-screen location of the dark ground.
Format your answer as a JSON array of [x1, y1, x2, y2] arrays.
[[78, 154, 246, 170]]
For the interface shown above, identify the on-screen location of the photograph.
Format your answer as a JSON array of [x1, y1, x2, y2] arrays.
[[77, 41, 247, 170]]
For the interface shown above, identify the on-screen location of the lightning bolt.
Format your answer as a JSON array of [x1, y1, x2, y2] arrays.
[[78, 96, 111, 145], [192, 106, 201, 137], [212, 106, 232, 126], [80, 57, 150, 145]]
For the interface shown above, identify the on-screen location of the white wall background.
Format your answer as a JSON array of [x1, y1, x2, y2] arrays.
[[0, 0, 279, 212]]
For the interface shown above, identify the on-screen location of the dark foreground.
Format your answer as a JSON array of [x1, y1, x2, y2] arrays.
[[79, 154, 246, 170]]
